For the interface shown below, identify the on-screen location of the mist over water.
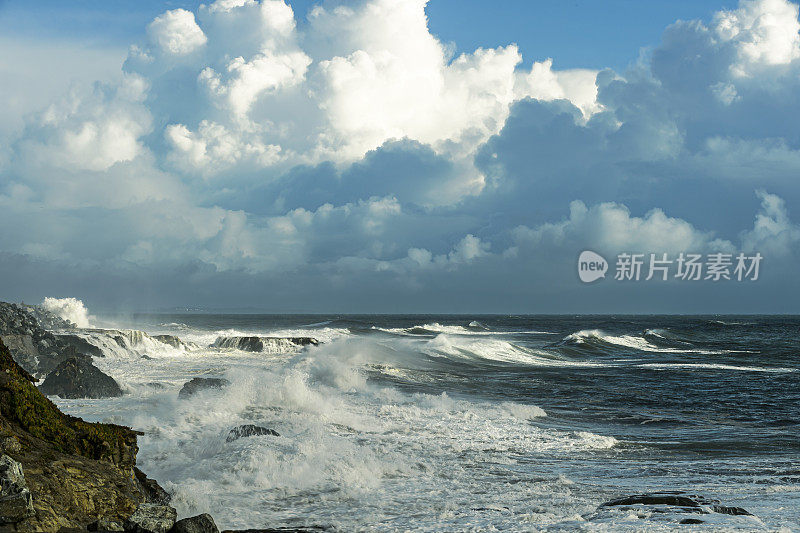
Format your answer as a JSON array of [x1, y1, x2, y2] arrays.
[[51, 314, 800, 531]]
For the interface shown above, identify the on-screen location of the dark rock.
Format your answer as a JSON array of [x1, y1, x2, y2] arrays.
[[712, 505, 753, 516], [212, 337, 319, 353], [168, 513, 219, 533], [135, 467, 171, 505], [226, 425, 280, 443], [153, 335, 195, 351], [0, 454, 35, 524], [680, 518, 705, 524], [39, 356, 124, 399], [600, 493, 702, 509], [0, 337, 144, 530], [178, 378, 230, 399], [598, 491, 753, 520], [57, 333, 105, 358], [124, 503, 177, 533]]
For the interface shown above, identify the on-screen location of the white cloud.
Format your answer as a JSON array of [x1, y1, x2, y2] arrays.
[[714, 0, 800, 75], [513, 200, 734, 255], [147, 9, 208, 56]]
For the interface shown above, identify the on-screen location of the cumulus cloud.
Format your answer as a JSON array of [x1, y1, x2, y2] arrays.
[[2, 0, 800, 311], [147, 9, 208, 56]]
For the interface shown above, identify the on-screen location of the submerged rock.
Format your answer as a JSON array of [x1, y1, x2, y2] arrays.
[[0, 454, 35, 524], [169, 513, 219, 533], [38, 356, 123, 399], [226, 425, 280, 443], [599, 492, 753, 516], [178, 378, 230, 399], [591, 491, 756, 526], [125, 503, 177, 533]]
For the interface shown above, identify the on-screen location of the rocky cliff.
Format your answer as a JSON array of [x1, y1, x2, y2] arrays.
[[0, 337, 144, 531]]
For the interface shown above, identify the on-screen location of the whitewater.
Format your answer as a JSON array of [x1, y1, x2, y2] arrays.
[[45, 313, 800, 531]]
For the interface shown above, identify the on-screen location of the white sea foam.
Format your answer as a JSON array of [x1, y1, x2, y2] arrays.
[[52, 331, 620, 531], [42, 296, 93, 328]]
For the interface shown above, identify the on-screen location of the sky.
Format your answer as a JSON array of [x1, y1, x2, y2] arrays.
[[1, 0, 799, 313]]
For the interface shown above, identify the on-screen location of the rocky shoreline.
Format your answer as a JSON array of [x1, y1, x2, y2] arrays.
[[0, 302, 324, 532], [0, 301, 761, 531]]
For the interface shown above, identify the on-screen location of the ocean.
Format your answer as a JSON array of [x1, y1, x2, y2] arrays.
[[50, 314, 800, 531]]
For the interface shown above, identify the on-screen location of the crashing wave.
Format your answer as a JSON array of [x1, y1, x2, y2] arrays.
[[55, 329, 195, 359], [212, 336, 319, 353]]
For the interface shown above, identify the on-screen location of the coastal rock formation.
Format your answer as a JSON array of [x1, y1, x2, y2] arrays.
[[0, 302, 93, 376], [590, 491, 757, 526], [125, 503, 177, 533], [0, 454, 35, 524], [0, 337, 148, 531], [39, 356, 124, 399], [153, 335, 197, 351], [55, 333, 106, 358], [599, 491, 753, 516], [178, 378, 230, 399], [226, 425, 279, 443], [170, 513, 219, 533], [212, 336, 318, 353]]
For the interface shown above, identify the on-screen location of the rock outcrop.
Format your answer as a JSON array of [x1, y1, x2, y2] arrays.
[[0, 302, 90, 376], [125, 503, 177, 533], [0, 336, 148, 531], [38, 356, 124, 399], [212, 336, 318, 353], [178, 378, 230, 399], [170, 513, 219, 533], [225, 425, 280, 443], [0, 454, 35, 524]]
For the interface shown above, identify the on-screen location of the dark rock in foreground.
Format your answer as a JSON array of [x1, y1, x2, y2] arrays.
[[124, 503, 177, 533], [0, 337, 146, 531], [226, 425, 280, 443], [169, 513, 219, 533], [38, 356, 123, 399], [178, 378, 230, 399]]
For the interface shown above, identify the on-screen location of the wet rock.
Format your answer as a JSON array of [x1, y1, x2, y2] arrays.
[[226, 425, 280, 443], [169, 513, 219, 533], [152, 335, 197, 351], [135, 467, 171, 505], [595, 491, 754, 524], [57, 333, 105, 358], [124, 503, 177, 533], [39, 356, 124, 399], [178, 378, 230, 399], [212, 337, 319, 353], [0, 454, 35, 524]]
